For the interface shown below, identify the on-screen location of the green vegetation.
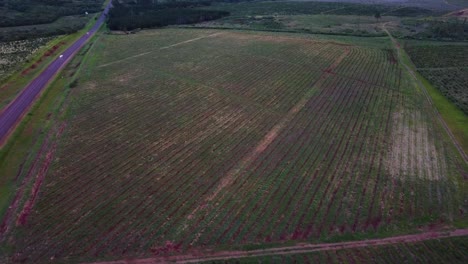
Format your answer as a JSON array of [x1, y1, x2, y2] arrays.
[[0, 1, 466, 263], [0, 12, 100, 108], [0, 0, 103, 27], [405, 45, 468, 68], [1, 28, 465, 263], [107, 0, 229, 30], [0, 36, 97, 230], [106, 0, 435, 33], [0, 37, 54, 81], [0, 14, 90, 42], [419, 68, 468, 115], [202, 236, 468, 263], [399, 43, 468, 153], [0, 0, 104, 41], [399, 17, 468, 41], [203, 1, 435, 17], [192, 14, 398, 36], [448, 0, 468, 8]]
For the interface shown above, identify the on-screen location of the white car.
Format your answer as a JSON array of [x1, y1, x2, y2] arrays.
[[59, 55, 64, 58]]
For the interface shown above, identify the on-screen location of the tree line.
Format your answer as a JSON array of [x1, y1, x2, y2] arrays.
[[106, 0, 234, 31]]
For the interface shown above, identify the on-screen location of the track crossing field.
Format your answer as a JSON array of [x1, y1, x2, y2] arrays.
[[2, 29, 466, 263]]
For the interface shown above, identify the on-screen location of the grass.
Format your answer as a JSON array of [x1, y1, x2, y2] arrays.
[[416, 71, 468, 153], [0, 4, 107, 231], [194, 14, 397, 37], [0, 35, 99, 225], [0, 14, 90, 42], [199, 236, 468, 263], [2, 28, 465, 262], [399, 45, 468, 153], [448, 0, 468, 7], [0, 12, 100, 109]]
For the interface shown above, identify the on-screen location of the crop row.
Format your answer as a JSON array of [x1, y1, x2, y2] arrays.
[[9, 32, 465, 262], [405, 44, 468, 68], [419, 68, 468, 115], [205, 236, 468, 263]]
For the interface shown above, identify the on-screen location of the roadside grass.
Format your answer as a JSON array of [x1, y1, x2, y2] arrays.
[[0, 13, 99, 109], [0, 34, 99, 225]]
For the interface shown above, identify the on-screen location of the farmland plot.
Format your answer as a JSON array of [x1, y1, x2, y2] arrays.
[[2, 29, 466, 263], [0, 37, 54, 81], [201, 236, 468, 263], [405, 44, 468, 115]]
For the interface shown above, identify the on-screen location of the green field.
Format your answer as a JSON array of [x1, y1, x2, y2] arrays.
[[0, 15, 90, 42], [0, 28, 466, 263], [193, 1, 435, 37], [202, 236, 468, 263], [195, 14, 397, 36], [405, 41, 468, 152], [0, 37, 54, 81]]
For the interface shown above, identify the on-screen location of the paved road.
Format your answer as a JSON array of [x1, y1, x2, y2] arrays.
[[0, 2, 111, 146]]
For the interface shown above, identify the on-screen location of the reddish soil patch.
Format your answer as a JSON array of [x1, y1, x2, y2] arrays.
[[15, 123, 66, 227], [88, 229, 468, 264]]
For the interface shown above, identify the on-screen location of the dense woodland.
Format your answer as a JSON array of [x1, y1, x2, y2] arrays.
[[107, 0, 231, 30], [106, 0, 440, 32], [0, 0, 104, 27], [424, 19, 468, 40]]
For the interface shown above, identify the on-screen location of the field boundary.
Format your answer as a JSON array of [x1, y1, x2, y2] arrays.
[[97, 32, 223, 68], [382, 23, 468, 164], [90, 229, 468, 263]]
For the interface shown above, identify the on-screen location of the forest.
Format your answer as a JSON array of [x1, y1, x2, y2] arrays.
[[107, 0, 230, 30]]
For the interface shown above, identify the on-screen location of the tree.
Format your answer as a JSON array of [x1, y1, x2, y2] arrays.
[[374, 11, 381, 22]]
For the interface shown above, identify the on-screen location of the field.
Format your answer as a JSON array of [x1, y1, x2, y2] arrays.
[[1, 28, 466, 263], [0, 37, 54, 82], [0, 15, 90, 42], [201, 236, 468, 263], [448, 0, 468, 8], [202, 1, 435, 17], [405, 44, 468, 115], [195, 14, 397, 36], [192, 1, 436, 37], [0, 0, 103, 27]]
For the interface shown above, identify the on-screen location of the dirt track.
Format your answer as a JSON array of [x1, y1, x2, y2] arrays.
[[381, 23, 468, 164], [90, 229, 468, 263]]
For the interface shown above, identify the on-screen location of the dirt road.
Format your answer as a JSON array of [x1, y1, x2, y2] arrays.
[[90, 229, 468, 263]]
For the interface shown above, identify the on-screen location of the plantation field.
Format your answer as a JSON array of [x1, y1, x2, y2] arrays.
[[202, 1, 435, 17], [194, 1, 436, 37], [419, 68, 468, 115], [201, 236, 468, 263], [0, 15, 90, 42], [1, 29, 466, 262], [0, 37, 54, 82], [195, 14, 397, 36], [405, 45, 468, 68], [405, 44, 468, 115]]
